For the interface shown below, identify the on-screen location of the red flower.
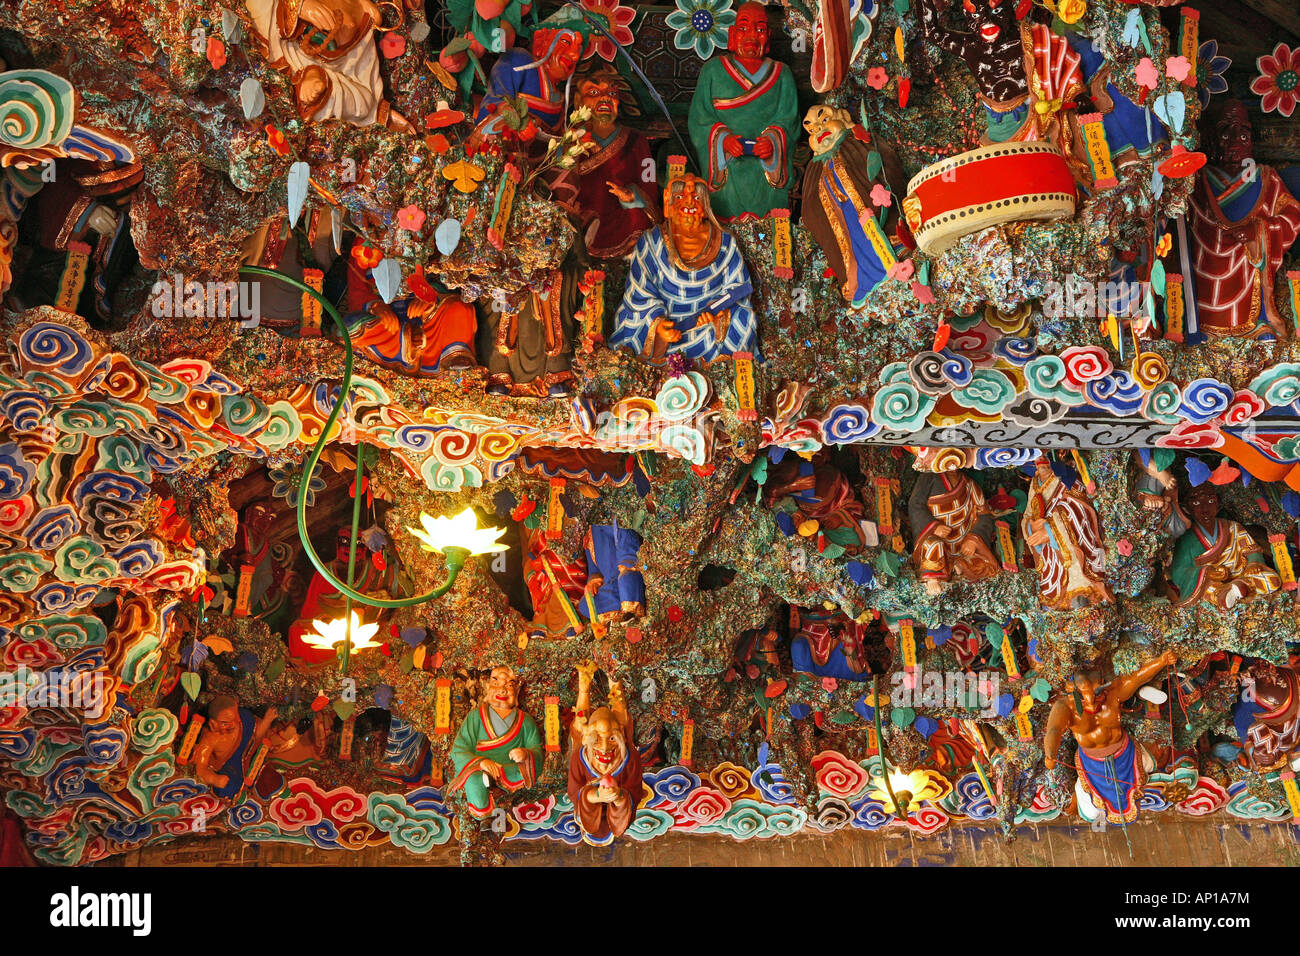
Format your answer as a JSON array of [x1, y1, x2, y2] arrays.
[[265, 125, 290, 156], [425, 133, 451, 154], [425, 106, 466, 130], [1251, 43, 1300, 117], [206, 36, 227, 70], [867, 67, 889, 90], [667, 605, 683, 623], [511, 498, 537, 522], [380, 32, 407, 59], [581, 0, 636, 61], [351, 243, 382, 270]]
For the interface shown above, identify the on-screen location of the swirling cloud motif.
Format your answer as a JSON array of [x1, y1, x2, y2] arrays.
[[129, 709, 178, 755], [94, 436, 151, 480], [1004, 395, 1066, 427], [81, 723, 127, 766], [1085, 370, 1145, 416], [0, 442, 36, 498], [670, 786, 733, 830], [659, 424, 708, 465], [1273, 436, 1300, 462], [16, 323, 93, 377], [1138, 786, 1170, 813], [905, 804, 950, 835], [750, 762, 796, 804], [1142, 380, 1183, 424], [909, 351, 955, 396], [1222, 389, 1266, 427], [54, 401, 117, 437], [227, 797, 265, 829], [222, 393, 270, 436], [625, 807, 675, 841], [1177, 378, 1235, 424], [992, 336, 1037, 366], [284, 778, 367, 824], [954, 368, 1017, 416], [0, 551, 53, 592], [53, 536, 117, 584], [1155, 421, 1224, 450], [42, 614, 106, 650], [419, 457, 483, 492], [24, 505, 82, 553], [974, 446, 1040, 469], [848, 793, 893, 830], [938, 772, 996, 820], [477, 429, 521, 463], [1224, 782, 1291, 821], [0, 389, 49, 431], [1173, 775, 1229, 816], [872, 380, 936, 432], [0, 494, 34, 533], [822, 403, 880, 443], [1131, 351, 1168, 390], [1060, 345, 1113, 387], [812, 751, 870, 800], [939, 350, 974, 388], [153, 778, 207, 805], [104, 819, 154, 844], [695, 798, 804, 840], [366, 792, 452, 852], [132, 361, 187, 404], [880, 361, 913, 385], [646, 766, 701, 804], [0, 70, 76, 154], [1249, 362, 1300, 408], [1024, 355, 1085, 406], [393, 424, 440, 453], [268, 789, 324, 830], [810, 795, 853, 832], [1011, 785, 1063, 824], [708, 761, 758, 800], [258, 401, 302, 450], [655, 371, 710, 421], [111, 540, 163, 579], [512, 795, 558, 830]]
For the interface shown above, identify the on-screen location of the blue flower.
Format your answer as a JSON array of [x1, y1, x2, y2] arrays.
[[1198, 39, 1231, 108], [666, 0, 736, 60], [268, 464, 326, 509]]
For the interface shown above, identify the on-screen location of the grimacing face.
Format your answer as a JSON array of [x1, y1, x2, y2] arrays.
[[1068, 673, 1103, 714], [960, 0, 1014, 46], [540, 30, 583, 82], [728, 4, 770, 60], [665, 176, 710, 231], [803, 105, 850, 155], [583, 708, 628, 774], [486, 667, 519, 711], [577, 79, 620, 123]]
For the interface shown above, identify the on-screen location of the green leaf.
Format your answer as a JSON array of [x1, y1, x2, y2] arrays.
[[820, 542, 846, 561], [1030, 678, 1052, 703], [749, 456, 769, 486], [890, 706, 914, 728], [1152, 448, 1176, 473], [1150, 259, 1166, 297], [867, 149, 883, 180], [875, 551, 900, 578], [181, 672, 201, 701], [831, 710, 858, 725], [824, 526, 861, 546], [334, 699, 355, 720], [264, 657, 285, 683], [400, 650, 414, 674]]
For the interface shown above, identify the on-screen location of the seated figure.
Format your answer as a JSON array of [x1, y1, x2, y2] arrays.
[[192, 695, 277, 800], [287, 526, 394, 664], [1239, 661, 1300, 771], [908, 455, 999, 596], [448, 666, 546, 820], [764, 452, 867, 552], [523, 526, 589, 638], [789, 605, 880, 681], [1021, 457, 1113, 610], [609, 173, 757, 364], [582, 524, 645, 624], [1168, 486, 1280, 610], [568, 661, 643, 846], [345, 289, 477, 375]]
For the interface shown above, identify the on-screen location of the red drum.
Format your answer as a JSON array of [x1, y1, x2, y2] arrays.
[[902, 142, 1077, 255]]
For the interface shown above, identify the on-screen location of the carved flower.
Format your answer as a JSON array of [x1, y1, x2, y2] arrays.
[[866, 67, 889, 90], [265, 125, 289, 156], [665, 0, 736, 60], [396, 204, 426, 232], [1251, 43, 1300, 118], [380, 32, 407, 59], [581, 0, 636, 62]]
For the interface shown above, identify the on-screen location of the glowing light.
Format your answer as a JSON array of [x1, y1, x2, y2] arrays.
[[408, 508, 508, 556], [304, 612, 382, 653]]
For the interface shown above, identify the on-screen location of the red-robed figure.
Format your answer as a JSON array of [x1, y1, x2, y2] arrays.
[[568, 662, 642, 845]]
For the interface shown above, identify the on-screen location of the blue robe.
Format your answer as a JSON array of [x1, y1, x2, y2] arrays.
[[1067, 32, 1167, 161], [474, 49, 566, 135], [582, 525, 644, 620], [610, 226, 758, 362], [1075, 733, 1141, 823], [213, 708, 257, 799]]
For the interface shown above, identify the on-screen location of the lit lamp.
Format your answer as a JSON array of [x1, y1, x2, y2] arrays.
[[868, 763, 949, 819], [304, 611, 383, 657], [408, 508, 509, 583]]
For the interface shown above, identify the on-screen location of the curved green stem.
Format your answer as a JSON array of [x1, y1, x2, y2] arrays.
[[238, 266, 469, 608], [872, 675, 906, 820]]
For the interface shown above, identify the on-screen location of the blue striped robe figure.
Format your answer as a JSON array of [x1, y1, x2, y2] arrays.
[[609, 224, 758, 364]]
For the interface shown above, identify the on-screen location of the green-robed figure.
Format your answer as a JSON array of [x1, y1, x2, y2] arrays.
[[449, 666, 546, 819], [688, 2, 799, 221]]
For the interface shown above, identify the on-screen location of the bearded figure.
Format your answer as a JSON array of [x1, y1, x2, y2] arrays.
[[449, 666, 546, 820], [246, 0, 414, 132], [568, 662, 642, 845]]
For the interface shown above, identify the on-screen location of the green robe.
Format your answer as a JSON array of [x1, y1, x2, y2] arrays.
[[688, 54, 798, 220], [449, 703, 545, 818]]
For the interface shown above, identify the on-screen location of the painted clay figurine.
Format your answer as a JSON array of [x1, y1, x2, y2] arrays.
[[448, 666, 546, 820], [569, 661, 643, 845], [765, 451, 868, 552], [800, 105, 900, 308], [918, 0, 1089, 184], [1168, 485, 1280, 609], [245, 0, 414, 132], [908, 459, 999, 596], [609, 173, 758, 363], [1044, 650, 1177, 823], [193, 696, 277, 799], [346, 286, 478, 374], [546, 64, 659, 259], [1188, 100, 1300, 339], [479, 257, 582, 396], [1021, 457, 1113, 610], [582, 524, 645, 623], [1239, 661, 1300, 771], [688, 2, 799, 220], [523, 525, 589, 638], [473, 18, 585, 139]]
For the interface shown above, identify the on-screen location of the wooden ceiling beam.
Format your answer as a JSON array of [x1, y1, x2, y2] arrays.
[[1232, 0, 1300, 44]]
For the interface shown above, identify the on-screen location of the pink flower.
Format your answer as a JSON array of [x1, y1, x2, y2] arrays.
[[867, 67, 889, 90], [380, 32, 407, 59], [821, 676, 839, 693], [581, 0, 636, 62], [396, 204, 426, 231], [1117, 538, 1133, 557], [888, 259, 915, 282], [1136, 57, 1158, 89], [911, 281, 936, 304], [870, 183, 892, 207], [1251, 43, 1300, 118], [1165, 55, 1192, 83]]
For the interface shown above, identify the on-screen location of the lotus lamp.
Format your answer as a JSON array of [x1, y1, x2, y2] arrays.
[[869, 763, 951, 819], [304, 612, 383, 655]]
